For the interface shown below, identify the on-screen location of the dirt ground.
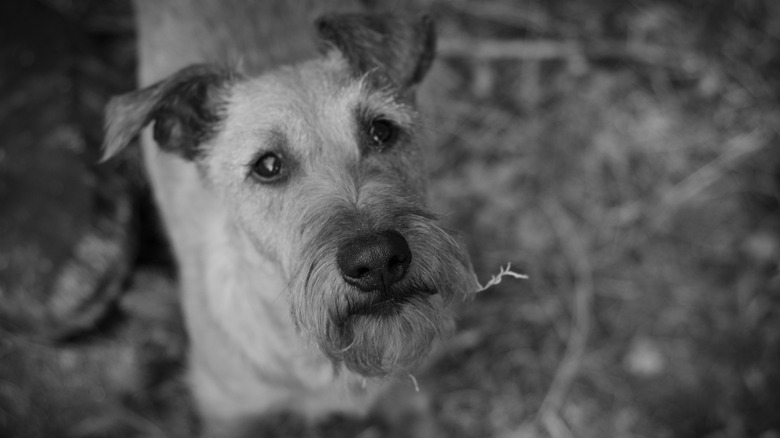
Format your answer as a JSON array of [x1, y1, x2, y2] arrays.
[[1, 1, 779, 437]]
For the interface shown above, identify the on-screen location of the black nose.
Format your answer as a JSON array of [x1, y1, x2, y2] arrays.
[[337, 230, 412, 293]]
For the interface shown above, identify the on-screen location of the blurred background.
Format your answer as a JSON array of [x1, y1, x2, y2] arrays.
[[1, 1, 779, 437]]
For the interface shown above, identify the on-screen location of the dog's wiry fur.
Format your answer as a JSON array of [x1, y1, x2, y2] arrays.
[[104, 1, 476, 434]]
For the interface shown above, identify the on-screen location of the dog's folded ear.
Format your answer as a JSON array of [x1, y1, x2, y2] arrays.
[[315, 13, 436, 90], [102, 64, 236, 162]]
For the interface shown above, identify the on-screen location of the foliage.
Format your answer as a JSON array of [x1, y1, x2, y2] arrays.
[[421, 1, 780, 437]]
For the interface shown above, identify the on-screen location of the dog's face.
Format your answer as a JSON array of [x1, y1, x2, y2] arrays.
[[103, 13, 477, 377], [202, 58, 426, 267]]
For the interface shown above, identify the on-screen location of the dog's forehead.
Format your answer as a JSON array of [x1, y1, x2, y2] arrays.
[[225, 58, 366, 159]]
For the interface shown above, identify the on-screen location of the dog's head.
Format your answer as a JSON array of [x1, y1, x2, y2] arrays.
[[103, 13, 476, 377]]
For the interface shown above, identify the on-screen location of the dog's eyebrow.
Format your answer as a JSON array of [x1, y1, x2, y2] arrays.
[[267, 127, 289, 152], [355, 103, 414, 131], [354, 81, 417, 131]]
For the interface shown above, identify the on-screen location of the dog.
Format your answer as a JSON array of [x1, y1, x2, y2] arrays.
[[102, 1, 477, 435]]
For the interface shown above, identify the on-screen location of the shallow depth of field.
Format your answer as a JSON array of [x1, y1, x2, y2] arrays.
[[1, 1, 779, 437], [424, 1, 780, 437]]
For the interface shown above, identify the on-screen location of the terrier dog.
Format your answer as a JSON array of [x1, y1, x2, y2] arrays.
[[102, 1, 476, 435]]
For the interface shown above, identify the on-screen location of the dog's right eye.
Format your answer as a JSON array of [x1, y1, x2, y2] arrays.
[[368, 118, 399, 149], [251, 152, 285, 182]]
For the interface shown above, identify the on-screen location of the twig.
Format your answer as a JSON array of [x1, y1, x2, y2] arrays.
[[444, 0, 550, 32], [475, 263, 529, 293], [535, 199, 595, 434], [439, 38, 581, 61], [651, 129, 769, 228], [438, 38, 708, 72], [541, 411, 575, 438]]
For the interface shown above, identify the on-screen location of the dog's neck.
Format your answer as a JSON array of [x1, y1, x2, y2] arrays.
[[172, 176, 378, 422]]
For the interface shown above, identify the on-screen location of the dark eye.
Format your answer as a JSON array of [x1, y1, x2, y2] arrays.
[[252, 152, 284, 181], [368, 119, 399, 148]]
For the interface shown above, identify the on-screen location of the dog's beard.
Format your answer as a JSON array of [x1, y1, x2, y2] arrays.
[[334, 295, 448, 376], [290, 211, 476, 377]]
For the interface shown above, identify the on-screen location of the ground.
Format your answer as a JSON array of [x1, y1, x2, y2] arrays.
[[1, 1, 778, 437]]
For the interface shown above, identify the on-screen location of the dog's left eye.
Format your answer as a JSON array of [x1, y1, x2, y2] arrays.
[[368, 119, 399, 148], [251, 152, 284, 181]]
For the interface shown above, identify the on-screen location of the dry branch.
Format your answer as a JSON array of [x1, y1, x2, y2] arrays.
[[536, 199, 595, 435], [651, 128, 770, 228], [438, 38, 708, 72]]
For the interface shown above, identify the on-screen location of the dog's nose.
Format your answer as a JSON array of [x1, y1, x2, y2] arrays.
[[337, 230, 412, 293]]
